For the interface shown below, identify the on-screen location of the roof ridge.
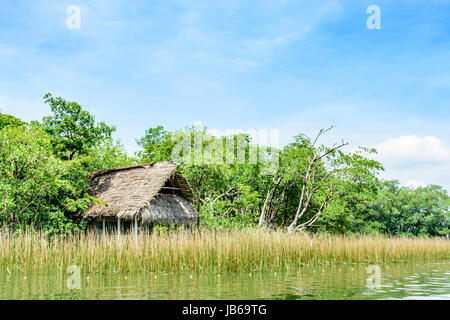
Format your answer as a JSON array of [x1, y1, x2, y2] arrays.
[[89, 162, 157, 177]]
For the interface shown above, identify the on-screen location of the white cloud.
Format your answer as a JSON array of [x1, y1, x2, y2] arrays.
[[375, 135, 450, 168], [377, 163, 450, 193], [240, 1, 341, 56], [373, 135, 450, 192]]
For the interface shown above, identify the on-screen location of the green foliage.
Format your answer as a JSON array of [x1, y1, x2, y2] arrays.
[[81, 138, 137, 172], [0, 111, 24, 130], [352, 181, 449, 236], [132, 123, 449, 236], [198, 182, 262, 230], [135, 126, 178, 162], [0, 96, 448, 237], [0, 124, 91, 233], [316, 147, 384, 233], [0, 95, 131, 234], [41, 93, 115, 160]]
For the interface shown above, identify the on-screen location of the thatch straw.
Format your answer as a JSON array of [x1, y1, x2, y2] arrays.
[[85, 162, 198, 225], [137, 194, 198, 225]]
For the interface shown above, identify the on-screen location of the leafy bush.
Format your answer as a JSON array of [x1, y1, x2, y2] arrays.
[[0, 124, 92, 233]]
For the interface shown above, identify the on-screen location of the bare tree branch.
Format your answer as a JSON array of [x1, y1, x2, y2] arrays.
[[312, 123, 336, 147], [287, 125, 346, 232]]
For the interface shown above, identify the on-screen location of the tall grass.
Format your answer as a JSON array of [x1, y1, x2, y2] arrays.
[[0, 230, 448, 275]]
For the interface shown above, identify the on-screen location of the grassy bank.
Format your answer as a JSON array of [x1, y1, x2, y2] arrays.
[[0, 230, 448, 275]]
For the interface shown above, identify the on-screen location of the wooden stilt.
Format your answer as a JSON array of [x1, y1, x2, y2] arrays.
[[134, 215, 138, 247], [149, 223, 154, 235], [117, 218, 121, 240]]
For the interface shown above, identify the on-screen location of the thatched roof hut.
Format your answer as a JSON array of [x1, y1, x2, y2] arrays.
[[85, 162, 198, 228]]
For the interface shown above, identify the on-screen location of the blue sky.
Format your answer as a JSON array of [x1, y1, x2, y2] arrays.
[[0, 0, 449, 190]]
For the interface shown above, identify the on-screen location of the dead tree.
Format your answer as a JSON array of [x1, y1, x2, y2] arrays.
[[287, 125, 348, 233]]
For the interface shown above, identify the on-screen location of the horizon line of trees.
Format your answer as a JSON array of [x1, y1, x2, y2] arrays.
[[0, 94, 448, 236]]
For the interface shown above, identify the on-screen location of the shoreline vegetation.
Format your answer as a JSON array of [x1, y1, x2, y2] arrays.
[[0, 230, 448, 275], [1, 93, 448, 281], [1, 95, 448, 237]]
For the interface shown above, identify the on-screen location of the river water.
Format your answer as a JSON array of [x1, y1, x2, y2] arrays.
[[0, 261, 448, 300]]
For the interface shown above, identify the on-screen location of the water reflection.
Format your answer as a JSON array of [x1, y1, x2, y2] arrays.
[[0, 261, 448, 300]]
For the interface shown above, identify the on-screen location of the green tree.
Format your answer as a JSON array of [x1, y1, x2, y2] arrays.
[[132, 123, 450, 236], [136, 126, 177, 162], [82, 138, 137, 173], [41, 93, 115, 160], [349, 181, 449, 236], [316, 147, 384, 233], [0, 124, 92, 233], [0, 111, 23, 130]]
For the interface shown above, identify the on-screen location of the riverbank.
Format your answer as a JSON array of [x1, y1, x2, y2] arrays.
[[0, 230, 448, 275]]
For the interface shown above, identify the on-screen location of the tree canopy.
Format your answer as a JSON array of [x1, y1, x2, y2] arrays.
[[0, 95, 448, 236], [41, 93, 115, 160], [0, 111, 23, 130]]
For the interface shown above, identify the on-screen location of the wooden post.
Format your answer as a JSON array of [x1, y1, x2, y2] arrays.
[[117, 218, 121, 239], [102, 218, 105, 237], [134, 215, 138, 247], [149, 223, 154, 235]]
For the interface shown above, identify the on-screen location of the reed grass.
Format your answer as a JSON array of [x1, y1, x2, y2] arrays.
[[0, 230, 448, 275]]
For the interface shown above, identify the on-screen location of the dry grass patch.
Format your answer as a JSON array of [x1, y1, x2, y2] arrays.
[[0, 230, 448, 275]]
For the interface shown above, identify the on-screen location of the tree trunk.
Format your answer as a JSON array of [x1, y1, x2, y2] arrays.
[[258, 176, 283, 229], [269, 182, 289, 228]]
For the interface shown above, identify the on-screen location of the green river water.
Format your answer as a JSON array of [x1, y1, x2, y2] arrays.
[[1, 261, 448, 300]]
